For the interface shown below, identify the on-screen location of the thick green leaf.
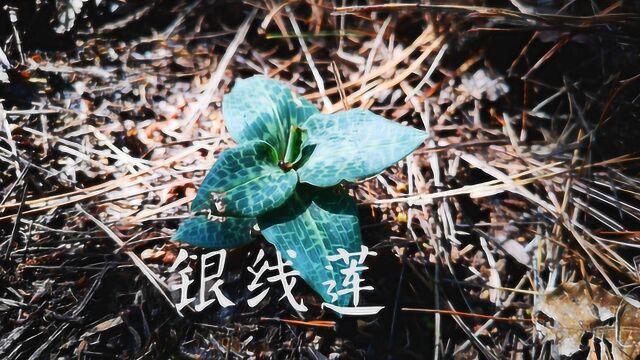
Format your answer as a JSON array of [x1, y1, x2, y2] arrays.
[[173, 216, 255, 249], [257, 185, 362, 307], [192, 140, 298, 217], [222, 76, 319, 158], [297, 109, 428, 187]]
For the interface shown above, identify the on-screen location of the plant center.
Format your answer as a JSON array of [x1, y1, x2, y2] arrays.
[[280, 125, 304, 171]]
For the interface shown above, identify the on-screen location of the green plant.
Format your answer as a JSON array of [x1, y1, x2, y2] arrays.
[[173, 76, 427, 307]]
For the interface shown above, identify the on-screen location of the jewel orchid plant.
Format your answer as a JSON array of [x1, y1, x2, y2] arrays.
[[173, 76, 427, 307]]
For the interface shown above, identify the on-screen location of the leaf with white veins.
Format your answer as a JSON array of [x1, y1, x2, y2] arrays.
[[258, 185, 362, 307], [297, 109, 427, 187], [223, 76, 318, 158], [192, 140, 297, 217], [173, 216, 255, 249]]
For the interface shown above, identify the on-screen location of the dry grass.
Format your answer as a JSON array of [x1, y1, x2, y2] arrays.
[[0, 0, 639, 358]]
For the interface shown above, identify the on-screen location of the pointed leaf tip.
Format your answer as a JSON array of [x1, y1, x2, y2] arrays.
[[297, 109, 428, 187]]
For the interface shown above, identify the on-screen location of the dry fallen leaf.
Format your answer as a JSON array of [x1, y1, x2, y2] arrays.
[[80, 317, 124, 339], [536, 281, 640, 359], [141, 248, 166, 262]]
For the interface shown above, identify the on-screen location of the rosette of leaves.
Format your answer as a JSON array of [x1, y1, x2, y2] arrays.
[[174, 76, 427, 307]]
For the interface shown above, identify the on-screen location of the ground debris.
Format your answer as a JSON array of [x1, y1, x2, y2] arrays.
[[0, 0, 638, 358], [537, 281, 640, 359]]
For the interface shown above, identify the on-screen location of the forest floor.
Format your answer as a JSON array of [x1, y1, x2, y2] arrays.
[[0, 1, 639, 359]]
